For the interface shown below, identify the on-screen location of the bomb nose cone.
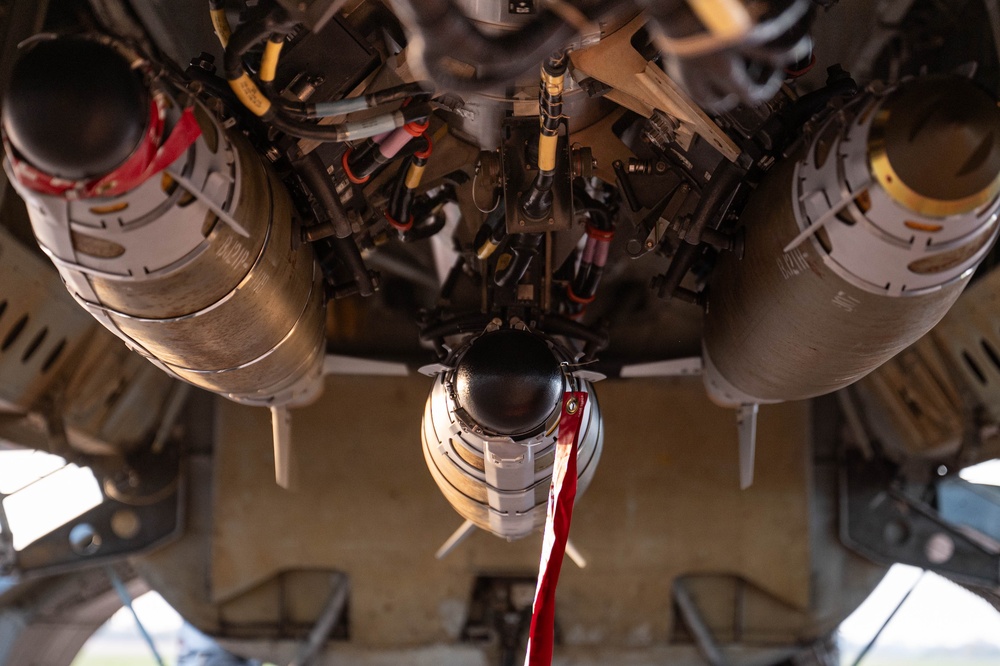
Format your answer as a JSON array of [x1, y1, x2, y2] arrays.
[[455, 329, 563, 436], [2, 38, 149, 180], [869, 76, 1000, 217]]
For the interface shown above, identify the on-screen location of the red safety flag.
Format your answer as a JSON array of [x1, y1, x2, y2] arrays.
[[8, 100, 202, 200], [524, 391, 587, 666]]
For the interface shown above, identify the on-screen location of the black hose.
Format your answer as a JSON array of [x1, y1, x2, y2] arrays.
[[684, 160, 744, 247], [520, 171, 556, 221], [386, 157, 417, 227], [222, 4, 294, 80], [332, 236, 375, 297], [520, 52, 567, 221], [494, 233, 543, 287], [536, 314, 609, 360], [185, 65, 246, 115], [474, 204, 508, 259], [419, 313, 493, 343], [655, 160, 744, 300], [294, 152, 353, 238], [402, 210, 447, 242]]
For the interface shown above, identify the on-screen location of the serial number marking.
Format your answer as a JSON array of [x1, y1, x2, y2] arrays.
[[777, 247, 810, 280], [832, 290, 861, 312]]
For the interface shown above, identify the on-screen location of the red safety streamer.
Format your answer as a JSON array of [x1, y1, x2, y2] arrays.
[[7, 99, 202, 200], [524, 390, 588, 666]]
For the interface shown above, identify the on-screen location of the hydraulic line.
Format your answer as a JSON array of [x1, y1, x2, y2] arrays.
[[331, 235, 375, 297], [270, 104, 432, 143], [536, 313, 609, 361], [292, 128, 376, 297]]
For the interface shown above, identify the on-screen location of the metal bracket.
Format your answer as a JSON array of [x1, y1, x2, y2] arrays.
[[2, 448, 184, 579], [461, 575, 539, 662], [671, 574, 824, 664], [840, 455, 1000, 588], [501, 117, 573, 234], [569, 14, 740, 162]]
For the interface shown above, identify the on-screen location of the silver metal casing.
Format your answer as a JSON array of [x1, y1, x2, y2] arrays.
[[421, 365, 603, 541], [7, 95, 326, 408], [703, 79, 1000, 405]]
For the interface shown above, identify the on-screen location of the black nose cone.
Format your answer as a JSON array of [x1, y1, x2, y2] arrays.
[[3, 38, 149, 180], [455, 329, 564, 436]]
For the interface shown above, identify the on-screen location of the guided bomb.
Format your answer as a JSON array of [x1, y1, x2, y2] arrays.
[[703, 76, 1000, 406], [2, 36, 326, 407]]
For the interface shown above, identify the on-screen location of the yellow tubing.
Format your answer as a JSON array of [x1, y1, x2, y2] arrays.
[[210, 8, 231, 48], [477, 236, 500, 260], [405, 163, 426, 190], [260, 38, 284, 83], [537, 133, 558, 172], [541, 70, 565, 97], [686, 0, 752, 40], [229, 73, 272, 116]]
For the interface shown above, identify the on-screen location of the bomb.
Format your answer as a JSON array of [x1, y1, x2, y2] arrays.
[[703, 76, 1000, 406], [421, 326, 603, 540], [2, 36, 325, 407]]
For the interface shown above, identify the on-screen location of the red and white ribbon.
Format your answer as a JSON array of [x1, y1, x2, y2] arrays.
[[7, 98, 202, 201], [524, 391, 587, 666]]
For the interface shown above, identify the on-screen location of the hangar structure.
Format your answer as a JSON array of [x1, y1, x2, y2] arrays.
[[2, 0, 1000, 664]]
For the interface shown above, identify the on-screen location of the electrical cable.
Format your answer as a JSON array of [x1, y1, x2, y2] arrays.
[[270, 103, 433, 142], [306, 82, 430, 118], [259, 34, 284, 83], [208, 0, 231, 48], [520, 52, 568, 222], [216, 1, 431, 142], [654, 0, 812, 58]]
